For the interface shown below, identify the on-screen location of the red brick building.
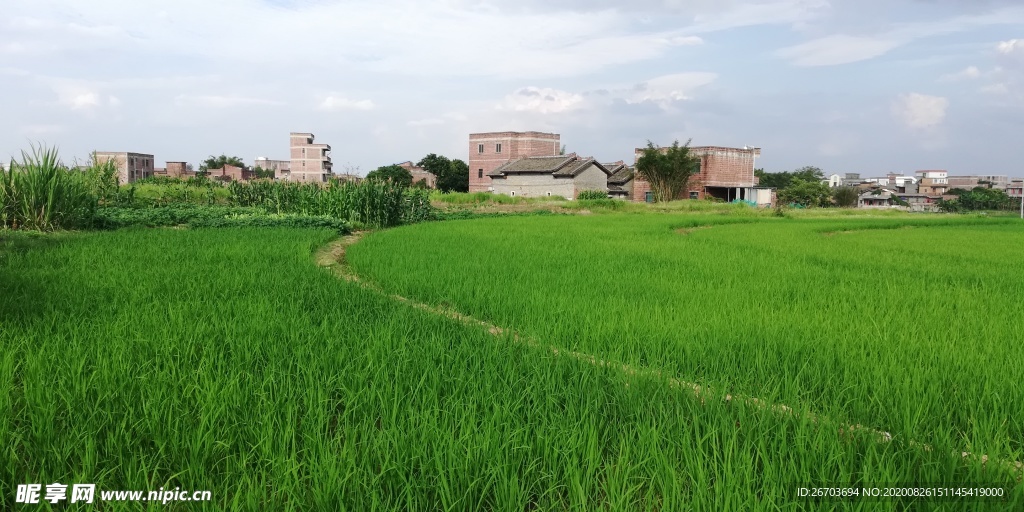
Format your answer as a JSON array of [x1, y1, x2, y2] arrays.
[[468, 131, 561, 192], [631, 145, 765, 203]]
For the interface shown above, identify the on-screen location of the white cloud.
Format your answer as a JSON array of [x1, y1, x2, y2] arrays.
[[997, 39, 1022, 55], [498, 87, 585, 114], [175, 95, 284, 108], [892, 93, 948, 129], [776, 35, 903, 66], [777, 6, 1024, 66], [939, 65, 981, 81], [319, 95, 375, 111], [54, 86, 102, 110], [626, 72, 718, 105]]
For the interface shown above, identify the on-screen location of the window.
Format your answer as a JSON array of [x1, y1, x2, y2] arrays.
[[689, 191, 699, 200], [477, 169, 483, 179], [495, 143, 502, 153], [510, 191, 515, 197], [478, 144, 484, 154]]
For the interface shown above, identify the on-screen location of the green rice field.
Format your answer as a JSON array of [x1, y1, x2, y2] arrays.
[[3, 213, 1024, 510]]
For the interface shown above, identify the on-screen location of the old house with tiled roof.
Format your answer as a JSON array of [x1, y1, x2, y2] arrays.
[[489, 153, 610, 199], [603, 161, 634, 199]]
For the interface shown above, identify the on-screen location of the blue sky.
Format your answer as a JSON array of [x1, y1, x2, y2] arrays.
[[2, 0, 1023, 177]]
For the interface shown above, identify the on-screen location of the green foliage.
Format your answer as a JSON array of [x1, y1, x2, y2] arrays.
[[0, 144, 97, 230], [416, 153, 469, 192], [576, 189, 609, 200], [635, 139, 700, 202], [756, 166, 825, 189], [365, 164, 413, 187], [228, 179, 434, 228], [778, 178, 832, 207], [199, 154, 246, 173], [252, 166, 275, 179], [82, 155, 122, 204], [939, 186, 1017, 212], [832, 186, 859, 208]]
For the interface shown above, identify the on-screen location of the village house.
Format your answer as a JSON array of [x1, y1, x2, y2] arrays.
[[858, 189, 899, 208], [205, 164, 251, 182], [897, 193, 941, 212], [604, 161, 633, 200], [468, 131, 561, 192], [488, 154, 609, 199], [396, 161, 437, 188], [631, 145, 773, 206], [152, 161, 191, 179], [916, 170, 949, 196], [289, 132, 332, 183], [254, 157, 291, 180], [93, 151, 154, 184]]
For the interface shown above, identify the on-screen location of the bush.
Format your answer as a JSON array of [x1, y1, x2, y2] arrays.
[[577, 190, 609, 200], [1, 145, 97, 231]]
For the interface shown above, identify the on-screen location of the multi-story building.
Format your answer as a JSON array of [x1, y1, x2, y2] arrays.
[[468, 131, 561, 192], [289, 132, 332, 183], [254, 157, 291, 180], [92, 151, 155, 184], [1007, 179, 1023, 200], [631, 145, 767, 204], [916, 170, 949, 196]]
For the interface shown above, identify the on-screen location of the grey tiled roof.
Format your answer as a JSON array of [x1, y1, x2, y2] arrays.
[[487, 156, 574, 177], [489, 155, 610, 178], [608, 166, 633, 185]]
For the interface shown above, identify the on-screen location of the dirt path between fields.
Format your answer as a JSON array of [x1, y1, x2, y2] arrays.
[[314, 232, 1023, 481]]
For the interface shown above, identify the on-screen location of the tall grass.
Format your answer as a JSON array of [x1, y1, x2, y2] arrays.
[[0, 145, 96, 230], [229, 180, 433, 228]]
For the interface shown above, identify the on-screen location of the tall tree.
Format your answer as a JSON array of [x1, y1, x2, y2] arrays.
[[199, 155, 245, 172], [366, 165, 413, 187], [417, 153, 469, 192], [832, 186, 860, 208], [635, 139, 700, 202]]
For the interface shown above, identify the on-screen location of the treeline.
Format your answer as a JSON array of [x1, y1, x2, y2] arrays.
[[939, 187, 1019, 212]]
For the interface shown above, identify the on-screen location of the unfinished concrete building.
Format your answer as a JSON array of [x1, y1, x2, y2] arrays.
[[631, 145, 769, 204], [92, 151, 155, 184], [289, 132, 332, 183]]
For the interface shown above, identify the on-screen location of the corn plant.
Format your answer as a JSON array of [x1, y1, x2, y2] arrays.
[[0, 144, 96, 230]]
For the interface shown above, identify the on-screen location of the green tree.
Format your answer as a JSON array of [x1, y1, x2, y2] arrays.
[[366, 165, 412, 187], [635, 139, 700, 202], [778, 178, 832, 207], [199, 155, 245, 173], [832, 186, 859, 208], [756, 166, 825, 189], [252, 166, 275, 179], [416, 153, 469, 192]]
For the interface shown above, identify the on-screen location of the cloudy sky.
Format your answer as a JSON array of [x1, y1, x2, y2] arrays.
[[2, 0, 1023, 177]]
